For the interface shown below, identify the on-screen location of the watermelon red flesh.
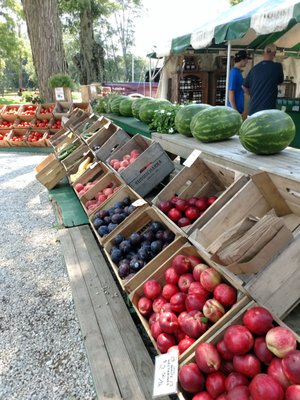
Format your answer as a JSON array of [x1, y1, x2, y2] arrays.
[[191, 106, 242, 143], [239, 109, 296, 155], [175, 104, 211, 136]]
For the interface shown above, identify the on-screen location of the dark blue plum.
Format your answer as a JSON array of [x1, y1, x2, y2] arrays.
[[93, 218, 104, 229], [114, 234, 124, 246], [150, 240, 163, 255], [150, 221, 164, 233], [110, 248, 123, 263], [98, 225, 109, 237]]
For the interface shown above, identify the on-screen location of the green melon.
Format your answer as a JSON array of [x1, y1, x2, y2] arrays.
[[94, 97, 107, 113], [110, 96, 127, 115], [132, 97, 152, 119], [191, 106, 242, 142], [239, 109, 296, 155], [139, 99, 172, 124], [119, 97, 134, 117], [175, 104, 212, 136]]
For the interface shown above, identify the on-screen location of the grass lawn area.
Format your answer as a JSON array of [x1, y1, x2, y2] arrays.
[[0, 91, 82, 106]]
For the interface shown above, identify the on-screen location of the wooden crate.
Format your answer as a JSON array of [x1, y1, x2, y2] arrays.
[[152, 157, 249, 235], [13, 118, 32, 129], [8, 129, 29, 147], [0, 130, 11, 147], [177, 300, 300, 400], [71, 114, 100, 136], [27, 130, 48, 147], [106, 135, 175, 197], [48, 127, 70, 147], [79, 117, 113, 143], [72, 161, 109, 197], [130, 243, 249, 362], [1, 105, 21, 121], [89, 185, 148, 246], [189, 171, 300, 318], [35, 153, 67, 190], [0, 119, 14, 130], [18, 104, 38, 121], [36, 103, 55, 120], [95, 129, 130, 161], [61, 142, 89, 171], [103, 207, 185, 293], [67, 151, 95, 185], [63, 108, 89, 131], [72, 102, 92, 113], [53, 101, 73, 118], [80, 172, 124, 216], [54, 132, 78, 154], [30, 117, 50, 130], [49, 117, 63, 132]]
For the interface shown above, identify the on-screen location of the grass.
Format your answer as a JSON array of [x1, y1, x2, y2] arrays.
[[0, 91, 82, 105]]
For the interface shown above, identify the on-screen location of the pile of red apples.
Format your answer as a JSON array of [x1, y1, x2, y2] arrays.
[[109, 149, 141, 172], [157, 195, 218, 228], [179, 305, 300, 400], [74, 178, 103, 196], [137, 253, 238, 357]]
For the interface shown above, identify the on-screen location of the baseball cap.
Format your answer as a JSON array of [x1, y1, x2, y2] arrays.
[[235, 50, 252, 61], [264, 43, 277, 54]]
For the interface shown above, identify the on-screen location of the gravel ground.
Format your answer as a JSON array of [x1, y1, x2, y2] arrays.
[[0, 152, 96, 400]]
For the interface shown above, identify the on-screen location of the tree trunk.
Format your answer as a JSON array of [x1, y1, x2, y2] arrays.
[[74, 2, 105, 85], [22, 0, 67, 102]]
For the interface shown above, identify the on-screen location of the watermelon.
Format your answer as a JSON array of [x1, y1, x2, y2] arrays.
[[104, 94, 118, 113], [175, 104, 211, 136], [239, 109, 296, 155], [139, 99, 172, 124], [110, 95, 127, 114], [94, 97, 107, 113], [191, 106, 242, 142], [132, 97, 152, 119], [119, 97, 134, 117]]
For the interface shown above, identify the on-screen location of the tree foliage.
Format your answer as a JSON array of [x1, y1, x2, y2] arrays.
[[229, 0, 243, 5]]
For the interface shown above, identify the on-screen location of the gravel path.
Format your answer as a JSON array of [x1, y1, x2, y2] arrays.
[[0, 152, 96, 400]]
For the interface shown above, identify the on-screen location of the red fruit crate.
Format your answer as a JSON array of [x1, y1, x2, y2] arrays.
[[94, 128, 131, 162], [26, 130, 47, 147], [189, 171, 300, 318], [72, 102, 92, 113], [130, 243, 249, 362], [72, 161, 109, 198], [1, 105, 21, 122], [152, 156, 248, 236], [49, 117, 63, 132], [35, 153, 67, 190], [80, 171, 124, 215], [0, 118, 14, 130], [18, 104, 38, 121], [36, 103, 55, 120], [30, 117, 50, 130], [106, 134, 175, 197], [177, 301, 300, 400], [103, 207, 186, 293], [61, 142, 89, 171], [8, 129, 29, 146], [67, 151, 95, 185], [14, 118, 32, 129], [53, 101, 73, 118], [89, 185, 148, 246], [0, 130, 12, 147]]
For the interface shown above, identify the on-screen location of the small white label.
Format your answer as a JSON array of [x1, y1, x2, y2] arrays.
[[62, 116, 69, 125], [281, 106, 287, 112], [90, 85, 97, 94], [152, 351, 178, 398], [183, 149, 202, 167], [132, 198, 147, 207], [83, 151, 89, 156], [292, 105, 299, 112], [89, 162, 98, 169], [54, 87, 65, 101]]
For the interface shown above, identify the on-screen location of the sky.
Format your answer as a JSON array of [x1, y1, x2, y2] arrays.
[[133, 0, 231, 57]]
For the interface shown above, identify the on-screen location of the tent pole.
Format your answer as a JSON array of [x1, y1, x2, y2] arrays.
[[149, 57, 152, 97], [225, 41, 231, 106]]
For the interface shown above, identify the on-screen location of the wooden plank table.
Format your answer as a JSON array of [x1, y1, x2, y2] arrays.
[[152, 133, 300, 181]]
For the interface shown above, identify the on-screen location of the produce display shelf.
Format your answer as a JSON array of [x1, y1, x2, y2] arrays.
[[102, 113, 152, 138]]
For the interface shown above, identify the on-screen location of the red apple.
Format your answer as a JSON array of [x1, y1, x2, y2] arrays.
[[178, 336, 196, 354], [187, 255, 203, 268], [178, 273, 195, 293], [170, 292, 187, 313], [200, 268, 222, 292], [174, 327, 186, 342], [226, 385, 250, 400], [282, 350, 300, 384], [171, 255, 192, 275], [178, 363, 205, 394], [285, 385, 300, 400], [162, 283, 179, 300], [167, 345, 179, 354], [187, 197, 198, 206], [220, 359, 234, 375], [192, 263, 209, 281], [160, 302, 172, 313], [225, 371, 249, 392], [152, 295, 167, 313], [74, 183, 84, 192], [168, 207, 182, 222], [213, 283, 237, 307], [195, 342, 221, 373], [224, 325, 254, 355], [249, 373, 284, 400], [233, 354, 261, 378], [192, 393, 213, 400], [254, 336, 274, 365], [148, 312, 159, 326], [185, 293, 206, 312], [203, 299, 225, 322], [143, 279, 161, 300], [137, 296, 153, 316], [159, 311, 179, 334], [266, 326, 297, 358], [156, 333, 176, 353], [178, 217, 192, 227], [243, 306, 274, 335], [268, 358, 291, 390], [103, 187, 113, 196], [185, 206, 201, 220], [158, 200, 172, 214], [195, 198, 208, 211], [120, 159, 129, 168], [216, 339, 234, 361], [181, 310, 208, 339], [207, 195, 218, 205], [188, 282, 210, 299], [164, 267, 180, 285], [177, 311, 189, 328], [206, 371, 226, 399], [151, 321, 163, 339], [175, 198, 188, 211]]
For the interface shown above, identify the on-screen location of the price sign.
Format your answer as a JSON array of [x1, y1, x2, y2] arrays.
[[90, 85, 97, 94], [281, 106, 287, 112], [183, 149, 202, 167], [55, 87, 65, 101], [62, 116, 69, 126], [132, 198, 147, 207], [153, 350, 178, 397], [292, 105, 300, 112]]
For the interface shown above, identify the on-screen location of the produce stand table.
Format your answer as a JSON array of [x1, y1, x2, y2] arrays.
[[152, 132, 300, 180], [102, 114, 152, 138]]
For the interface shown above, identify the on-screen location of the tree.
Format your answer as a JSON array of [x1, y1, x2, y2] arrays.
[[229, 0, 243, 5], [21, 0, 68, 101]]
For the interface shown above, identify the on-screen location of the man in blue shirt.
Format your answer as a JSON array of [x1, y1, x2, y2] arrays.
[[243, 43, 284, 116], [228, 50, 251, 116]]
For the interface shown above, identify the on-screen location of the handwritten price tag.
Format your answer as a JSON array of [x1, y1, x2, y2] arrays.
[[153, 350, 178, 397], [132, 198, 147, 207]]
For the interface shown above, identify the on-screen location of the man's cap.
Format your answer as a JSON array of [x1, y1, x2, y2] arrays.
[[264, 43, 277, 54], [235, 50, 252, 61]]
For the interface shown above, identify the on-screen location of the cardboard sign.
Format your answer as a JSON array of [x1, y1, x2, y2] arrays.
[[90, 85, 97, 94], [132, 198, 147, 207], [292, 105, 300, 112], [153, 350, 178, 397], [183, 149, 202, 167], [55, 87, 65, 101]]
